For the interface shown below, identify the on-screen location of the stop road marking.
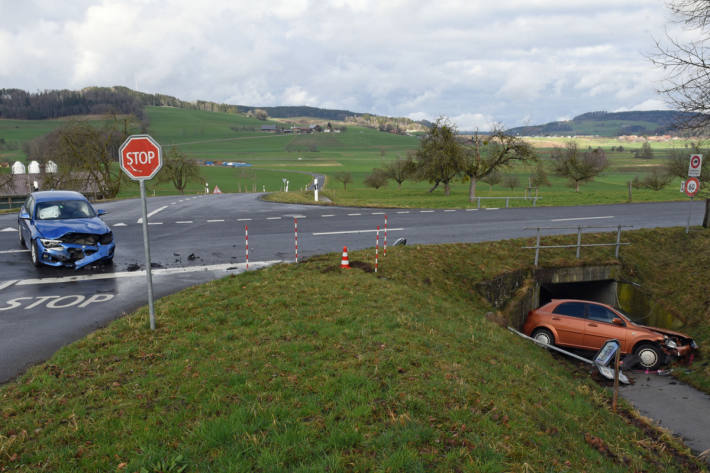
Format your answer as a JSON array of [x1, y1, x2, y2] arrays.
[[0, 294, 115, 311]]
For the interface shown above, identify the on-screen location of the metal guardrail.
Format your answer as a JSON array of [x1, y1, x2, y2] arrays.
[[476, 196, 541, 208], [523, 225, 632, 266]]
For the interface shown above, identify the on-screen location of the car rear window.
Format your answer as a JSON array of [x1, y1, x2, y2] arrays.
[[552, 302, 586, 318]]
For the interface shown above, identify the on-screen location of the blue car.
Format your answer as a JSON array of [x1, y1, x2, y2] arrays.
[[18, 191, 115, 269]]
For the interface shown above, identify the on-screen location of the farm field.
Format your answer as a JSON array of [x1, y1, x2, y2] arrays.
[[0, 107, 703, 207]]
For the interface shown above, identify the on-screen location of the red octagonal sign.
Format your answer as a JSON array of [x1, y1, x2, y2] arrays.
[[119, 134, 163, 180]]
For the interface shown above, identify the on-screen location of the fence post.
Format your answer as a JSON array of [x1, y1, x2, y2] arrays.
[[533, 197, 537, 207], [477, 197, 481, 209], [615, 225, 622, 258], [576, 226, 582, 259], [505, 197, 509, 208], [534, 228, 541, 267]]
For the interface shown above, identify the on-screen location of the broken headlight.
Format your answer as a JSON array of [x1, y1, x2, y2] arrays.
[[664, 337, 678, 349], [40, 238, 63, 249]]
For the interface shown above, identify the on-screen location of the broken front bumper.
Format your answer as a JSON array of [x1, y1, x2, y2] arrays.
[[37, 241, 115, 269]]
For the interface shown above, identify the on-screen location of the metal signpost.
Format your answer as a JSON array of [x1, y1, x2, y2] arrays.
[[685, 154, 702, 234], [119, 134, 163, 330]]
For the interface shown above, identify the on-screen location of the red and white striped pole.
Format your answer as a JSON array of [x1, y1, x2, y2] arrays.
[[384, 214, 388, 256], [245, 224, 249, 270], [375, 225, 379, 273], [294, 218, 299, 263]]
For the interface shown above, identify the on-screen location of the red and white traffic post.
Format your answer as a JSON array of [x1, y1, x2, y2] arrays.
[[294, 218, 299, 262], [245, 225, 249, 270], [119, 134, 163, 330], [384, 214, 388, 256], [375, 225, 380, 273]]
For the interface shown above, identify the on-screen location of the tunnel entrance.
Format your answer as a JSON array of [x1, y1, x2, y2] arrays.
[[539, 279, 617, 307]]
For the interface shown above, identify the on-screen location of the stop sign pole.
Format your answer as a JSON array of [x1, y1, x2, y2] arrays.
[[119, 134, 163, 330]]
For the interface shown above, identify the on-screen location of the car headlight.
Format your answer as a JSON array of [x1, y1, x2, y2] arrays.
[[40, 238, 63, 249], [665, 338, 678, 349]]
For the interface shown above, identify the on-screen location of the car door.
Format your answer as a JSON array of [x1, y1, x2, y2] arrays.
[[582, 303, 626, 351], [19, 196, 34, 244], [549, 302, 587, 348]]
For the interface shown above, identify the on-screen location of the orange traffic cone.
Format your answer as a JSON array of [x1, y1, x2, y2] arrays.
[[340, 246, 350, 269]]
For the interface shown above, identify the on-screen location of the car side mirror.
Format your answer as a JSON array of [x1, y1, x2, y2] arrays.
[[612, 317, 625, 326], [19, 209, 30, 219], [97, 209, 107, 216]]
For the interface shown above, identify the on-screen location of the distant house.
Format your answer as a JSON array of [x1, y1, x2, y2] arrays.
[[260, 125, 279, 133]]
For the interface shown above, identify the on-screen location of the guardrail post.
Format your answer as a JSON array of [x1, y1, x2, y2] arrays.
[[534, 228, 541, 267], [477, 197, 481, 209], [576, 226, 582, 259], [615, 225, 622, 258], [533, 197, 537, 207], [505, 197, 509, 208]]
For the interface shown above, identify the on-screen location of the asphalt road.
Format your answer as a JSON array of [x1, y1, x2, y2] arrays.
[[1, 193, 709, 459]]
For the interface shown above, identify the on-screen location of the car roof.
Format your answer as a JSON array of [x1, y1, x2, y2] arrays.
[[31, 190, 88, 203]]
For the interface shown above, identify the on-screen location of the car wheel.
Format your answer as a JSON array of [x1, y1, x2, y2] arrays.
[[30, 239, 41, 267], [18, 223, 26, 248], [634, 343, 663, 371], [532, 328, 554, 346]]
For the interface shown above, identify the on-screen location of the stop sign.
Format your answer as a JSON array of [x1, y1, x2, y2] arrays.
[[119, 134, 163, 180]]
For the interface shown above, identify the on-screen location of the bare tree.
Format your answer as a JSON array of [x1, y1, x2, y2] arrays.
[[333, 171, 353, 191], [414, 117, 464, 195], [632, 169, 673, 191], [364, 168, 388, 189], [158, 147, 202, 194], [460, 129, 536, 202], [384, 153, 416, 189], [550, 142, 608, 192]]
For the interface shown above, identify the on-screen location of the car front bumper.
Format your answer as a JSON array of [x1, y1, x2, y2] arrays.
[[37, 241, 115, 269]]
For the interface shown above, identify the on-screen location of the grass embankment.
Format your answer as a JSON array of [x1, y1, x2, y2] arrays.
[[2, 231, 708, 472]]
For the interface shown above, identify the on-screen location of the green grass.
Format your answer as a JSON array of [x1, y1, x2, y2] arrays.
[[1, 229, 708, 472]]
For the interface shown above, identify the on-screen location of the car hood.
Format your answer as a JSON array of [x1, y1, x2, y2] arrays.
[[643, 325, 693, 341], [33, 218, 110, 239]]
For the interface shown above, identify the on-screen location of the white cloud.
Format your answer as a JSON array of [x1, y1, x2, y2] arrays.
[[0, 0, 679, 126]]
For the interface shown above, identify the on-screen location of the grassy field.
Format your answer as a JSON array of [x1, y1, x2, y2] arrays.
[[1, 107, 703, 208], [1, 229, 709, 472]]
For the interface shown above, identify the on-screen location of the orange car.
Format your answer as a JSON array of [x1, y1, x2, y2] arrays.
[[522, 299, 698, 370]]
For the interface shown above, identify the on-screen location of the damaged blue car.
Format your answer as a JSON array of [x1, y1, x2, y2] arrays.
[[18, 191, 115, 269]]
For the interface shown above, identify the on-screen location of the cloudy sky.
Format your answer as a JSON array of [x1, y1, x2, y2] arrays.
[[0, 0, 689, 130]]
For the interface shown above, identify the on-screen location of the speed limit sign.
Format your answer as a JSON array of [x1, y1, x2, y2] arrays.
[[685, 177, 700, 197]]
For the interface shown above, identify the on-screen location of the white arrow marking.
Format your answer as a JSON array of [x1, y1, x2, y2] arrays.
[[0, 280, 18, 291], [1, 227, 16, 232], [114, 222, 127, 227], [550, 216, 614, 222], [0, 249, 30, 254], [313, 228, 404, 236], [137, 205, 168, 224]]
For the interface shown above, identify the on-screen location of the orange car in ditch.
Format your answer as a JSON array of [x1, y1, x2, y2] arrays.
[[522, 299, 698, 370]]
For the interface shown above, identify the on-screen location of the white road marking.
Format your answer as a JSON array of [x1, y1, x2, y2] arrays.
[[550, 216, 614, 222], [420, 210, 434, 213], [266, 217, 281, 220], [12, 260, 282, 286], [485, 208, 499, 210], [137, 205, 168, 223], [466, 209, 478, 211], [444, 210, 456, 212], [0, 280, 17, 291], [237, 218, 252, 221], [321, 214, 335, 217], [207, 219, 225, 223], [313, 228, 404, 236], [285, 215, 307, 219], [1, 227, 16, 232], [171, 202, 177, 205], [397, 211, 410, 214], [148, 222, 163, 225], [176, 220, 193, 224], [347, 213, 362, 216], [0, 249, 29, 254], [371, 212, 385, 215], [114, 223, 127, 227]]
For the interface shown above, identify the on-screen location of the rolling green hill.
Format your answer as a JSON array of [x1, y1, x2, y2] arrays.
[[506, 110, 700, 137]]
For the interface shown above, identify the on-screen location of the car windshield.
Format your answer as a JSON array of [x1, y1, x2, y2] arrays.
[[36, 200, 96, 220]]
